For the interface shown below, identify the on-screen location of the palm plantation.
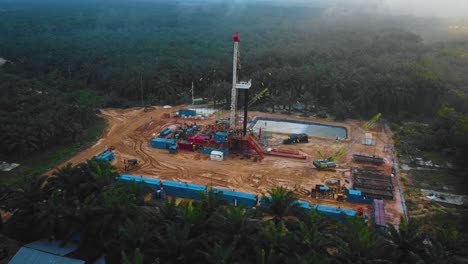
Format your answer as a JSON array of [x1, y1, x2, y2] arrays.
[[0, 161, 465, 263]]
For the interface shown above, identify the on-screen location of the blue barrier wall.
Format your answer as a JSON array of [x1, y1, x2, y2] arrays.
[[116, 175, 358, 223], [163, 181, 207, 200], [213, 188, 257, 207]]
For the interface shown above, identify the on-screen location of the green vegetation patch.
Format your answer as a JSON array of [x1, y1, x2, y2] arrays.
[[0, 118, 106, 187]]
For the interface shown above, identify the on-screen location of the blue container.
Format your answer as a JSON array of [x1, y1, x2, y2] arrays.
[[347, 189, 373, 204], [96, 151, 115, 161], [159, 128, 172, 137], [116, 175, 162, 189], [163, 181, 207, 200], [169, 145, 178, 154], [319, 186, 330, 191], [295, 200, 312, 210], [214, 132, 228, 143], [178, 109, 197, 117], [151, 138, 176, 149], [348, 189, 362, 196], [192, 125, 198, 130], [186, 128, 193, 135], [213, 188, 258, 207], [313, 204, 357, 221]]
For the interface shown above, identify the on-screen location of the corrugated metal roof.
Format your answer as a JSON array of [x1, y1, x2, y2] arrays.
[[373, 199, 386, 227], [25, 240, 78, 256], [9, 247, 84, 264]]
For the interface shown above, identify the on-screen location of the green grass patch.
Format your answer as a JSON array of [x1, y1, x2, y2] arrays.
[[0, 118, 106, 187], [422, 150, 450, 164]]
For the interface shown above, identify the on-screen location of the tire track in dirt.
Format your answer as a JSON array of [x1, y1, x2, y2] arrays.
[[129, 134, 191, 180]]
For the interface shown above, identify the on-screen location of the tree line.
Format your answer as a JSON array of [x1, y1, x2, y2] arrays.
[[0, 160, 465, 263]]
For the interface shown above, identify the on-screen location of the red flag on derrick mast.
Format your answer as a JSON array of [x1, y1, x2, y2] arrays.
[[232, 32, 240, 42]]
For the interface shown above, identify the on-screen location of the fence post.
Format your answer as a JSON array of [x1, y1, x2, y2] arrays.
[[391, 144, 409, 224]]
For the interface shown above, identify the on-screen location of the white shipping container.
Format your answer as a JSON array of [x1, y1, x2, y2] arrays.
[[210, 151, 224, 161]]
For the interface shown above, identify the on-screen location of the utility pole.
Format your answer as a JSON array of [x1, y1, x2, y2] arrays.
[[140, 73, 144, 107], [191, 81, 194, 105]]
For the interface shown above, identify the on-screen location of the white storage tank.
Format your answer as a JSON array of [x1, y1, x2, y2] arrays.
[[210, 150, 224, 161]]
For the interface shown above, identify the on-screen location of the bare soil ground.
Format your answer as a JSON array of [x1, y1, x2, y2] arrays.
[[50, 106, 403, 224]]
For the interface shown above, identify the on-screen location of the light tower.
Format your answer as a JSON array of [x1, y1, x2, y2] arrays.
[[229, 32, 251, 132]]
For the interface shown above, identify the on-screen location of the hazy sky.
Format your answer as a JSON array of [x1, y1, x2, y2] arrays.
[[317, 0, 468, 18]]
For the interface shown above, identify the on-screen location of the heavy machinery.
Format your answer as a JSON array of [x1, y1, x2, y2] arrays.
[[313, 158, 337, 169], [363, 113, 381, 131], [313, 146, 346, 170], [248, 87, 269, 107], [144, 105, 155, 112], [283, 133, 308, 145], [124, 159, 139, 171]]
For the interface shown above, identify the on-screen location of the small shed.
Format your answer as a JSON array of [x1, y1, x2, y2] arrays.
[[210, 150, 224, 161]]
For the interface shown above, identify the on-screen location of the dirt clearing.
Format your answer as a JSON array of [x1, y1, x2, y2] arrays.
[[50, 106, 404, 224]]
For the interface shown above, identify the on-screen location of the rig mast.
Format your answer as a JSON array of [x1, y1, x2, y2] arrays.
[[229, 32, 251, 131]]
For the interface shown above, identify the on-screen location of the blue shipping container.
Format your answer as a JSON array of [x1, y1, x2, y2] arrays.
[[214, 132, 228, 143], [178, 109, 197, 117], [348, 189, 362, 196], [213, 188, 258, 207], [295, 200, 312, 210], [151, 138, 176, 149], [160, 128, 172, 137], [313, 204, 357, 221], [96, 151, 115, 161], [116, 175, 162, 189], [163, 181, 207, 200]]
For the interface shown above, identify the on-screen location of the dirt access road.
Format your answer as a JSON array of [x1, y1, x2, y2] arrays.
[[50, 106, 403, 224]]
